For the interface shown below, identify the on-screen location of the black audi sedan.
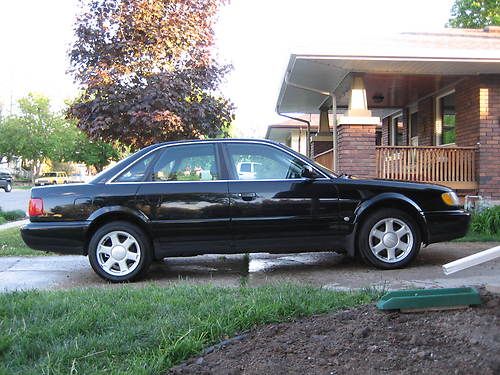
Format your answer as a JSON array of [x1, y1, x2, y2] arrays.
[[21, 139, 470, 282]]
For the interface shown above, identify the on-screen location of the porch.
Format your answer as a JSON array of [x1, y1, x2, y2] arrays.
[[275, 29, 500, 200], [314, 146, 478, 191]]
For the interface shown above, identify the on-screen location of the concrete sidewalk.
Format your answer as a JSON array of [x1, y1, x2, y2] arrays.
[[0, 189, 30, 212], [0, 219, 29, 231]]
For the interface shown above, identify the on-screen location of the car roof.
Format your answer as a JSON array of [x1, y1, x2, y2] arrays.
[[150, 138, 283, 149]]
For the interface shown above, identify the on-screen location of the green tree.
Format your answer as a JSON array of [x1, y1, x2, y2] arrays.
[[71, 133, 120, 172], [447, 0, 500, 28], [0, 94, 59, 181], [0, 93, 120, 180], [68, 0, 234, 150]]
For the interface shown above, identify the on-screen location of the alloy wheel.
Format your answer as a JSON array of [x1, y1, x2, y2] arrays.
[[369, 218, 414, 263], [96, 230, 141, 276]]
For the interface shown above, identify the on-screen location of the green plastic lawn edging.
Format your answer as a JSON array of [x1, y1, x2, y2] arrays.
[[376, 287, 482, 311]]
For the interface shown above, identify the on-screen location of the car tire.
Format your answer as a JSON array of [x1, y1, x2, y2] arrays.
[[358, 208, 421, 269], [88, 221, 153, 282], [4, 182, 12, 192]]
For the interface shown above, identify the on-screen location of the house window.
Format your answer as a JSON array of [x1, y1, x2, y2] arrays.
[[391, 115, 404, 146], [437, 92, 456, 145]]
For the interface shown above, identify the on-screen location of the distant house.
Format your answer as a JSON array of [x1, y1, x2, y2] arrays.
[[266, 113, 383, 156], [273, 27, 500, 202]]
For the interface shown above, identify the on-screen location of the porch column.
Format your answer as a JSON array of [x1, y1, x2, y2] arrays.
[[337, 76, 380, 178], [311, 109, 333, 157]]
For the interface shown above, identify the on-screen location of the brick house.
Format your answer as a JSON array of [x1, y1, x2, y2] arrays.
[[274, 28, 500, 202]]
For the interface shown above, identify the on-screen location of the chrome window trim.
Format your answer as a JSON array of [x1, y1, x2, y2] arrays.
[[106, 140, 330, 184], [106, 177, 330, 185]]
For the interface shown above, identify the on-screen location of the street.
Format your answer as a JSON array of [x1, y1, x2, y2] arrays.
[[0, 189, 30, 212]]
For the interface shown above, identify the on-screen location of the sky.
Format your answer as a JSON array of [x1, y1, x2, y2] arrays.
[[0, 0, 455, 138]]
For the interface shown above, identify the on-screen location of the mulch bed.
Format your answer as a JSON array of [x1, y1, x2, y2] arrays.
[[169, 291, 499, 375]]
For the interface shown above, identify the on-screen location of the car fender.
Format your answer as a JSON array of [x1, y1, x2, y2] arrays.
[[87, 205, 150, 227], [353, 192, 424, 222], [349, 192, 429, 252]]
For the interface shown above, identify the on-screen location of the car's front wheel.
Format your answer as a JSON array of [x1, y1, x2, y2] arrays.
[[88, 221, 152, 282], [358, 208, 421, 269], [4, 182, 12, 192]]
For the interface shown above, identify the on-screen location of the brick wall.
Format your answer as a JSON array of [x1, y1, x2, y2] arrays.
[[311, 140, 333, 157], [478, 75, 500, 200], [416, 97, 435, 145], [381, 113, 409, 146], [456, 77, 480, 147], [337, 124, 376, 178]]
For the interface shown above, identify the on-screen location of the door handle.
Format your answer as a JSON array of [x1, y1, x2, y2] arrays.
[[238, 192, 257, 201]]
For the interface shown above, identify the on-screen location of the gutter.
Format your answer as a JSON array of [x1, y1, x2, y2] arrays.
[[275, 108, 312, 158], [276, 63, 331, 158]]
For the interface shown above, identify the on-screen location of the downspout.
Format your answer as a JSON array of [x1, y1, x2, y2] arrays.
[[331, 93, 338, 172], [276, 72, 331, 158], [276, 108, 312, 158]]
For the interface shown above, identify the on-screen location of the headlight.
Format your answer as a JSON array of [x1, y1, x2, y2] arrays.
[[441, 192, 460, 206]]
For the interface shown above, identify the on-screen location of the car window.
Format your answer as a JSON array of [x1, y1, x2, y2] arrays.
[[151, 144, 219, 182], [226, 143, 308, 180], [114, 152, 157, 183]]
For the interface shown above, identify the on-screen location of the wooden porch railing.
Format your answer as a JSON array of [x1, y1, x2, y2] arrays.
[[376, 146, 478, 190]]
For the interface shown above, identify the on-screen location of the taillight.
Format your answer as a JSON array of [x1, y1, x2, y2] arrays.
[[28, 198, 44, 217]]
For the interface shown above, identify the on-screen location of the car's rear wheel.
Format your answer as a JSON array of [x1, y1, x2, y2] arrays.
[[88, 221, 152, 282], [358, 208, 420, 269], [4, 182, 12, 192]]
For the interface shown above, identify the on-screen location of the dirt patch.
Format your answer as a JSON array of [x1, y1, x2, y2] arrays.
[[169, 292, 500, 375]]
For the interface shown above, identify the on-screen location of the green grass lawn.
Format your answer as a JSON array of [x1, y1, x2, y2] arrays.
[[13, 185, 32, 190], [0, 284, 378, 374], [0, 228, 53, 256]]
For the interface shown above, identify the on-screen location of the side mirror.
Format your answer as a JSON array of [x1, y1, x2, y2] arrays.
[[301, 165, 316, 179]]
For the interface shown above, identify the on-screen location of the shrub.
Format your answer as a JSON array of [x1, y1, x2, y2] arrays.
[[470, 206, 500, 235], [0, 208, 26, 222]]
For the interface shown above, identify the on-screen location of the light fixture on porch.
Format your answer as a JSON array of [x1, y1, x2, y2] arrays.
[[372, 92, 384, 104]]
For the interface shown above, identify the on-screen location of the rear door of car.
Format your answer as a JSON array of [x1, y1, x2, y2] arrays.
[[222, 141, 339, 252], [134, 142, 232, 257]]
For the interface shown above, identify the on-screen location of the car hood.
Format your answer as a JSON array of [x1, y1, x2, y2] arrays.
[[337, 175, 452, 193]]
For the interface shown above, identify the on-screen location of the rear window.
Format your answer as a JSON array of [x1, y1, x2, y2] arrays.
[[239, 163, 251, 173], [114, 152, 157, 183]]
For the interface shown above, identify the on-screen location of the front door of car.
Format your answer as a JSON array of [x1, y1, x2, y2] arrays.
[[223, 142, 340, 252], [134, 143, 231, 257]]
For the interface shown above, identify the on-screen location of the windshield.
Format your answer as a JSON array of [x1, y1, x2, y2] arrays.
[[41, 172, 57, 177]]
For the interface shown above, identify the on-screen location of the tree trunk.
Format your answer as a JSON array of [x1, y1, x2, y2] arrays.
[[32, 160, 42, 184]]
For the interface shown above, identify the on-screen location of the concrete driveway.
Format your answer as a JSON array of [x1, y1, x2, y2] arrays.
[[0, 242, 498, 292], [0, 189, 30, 212]]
